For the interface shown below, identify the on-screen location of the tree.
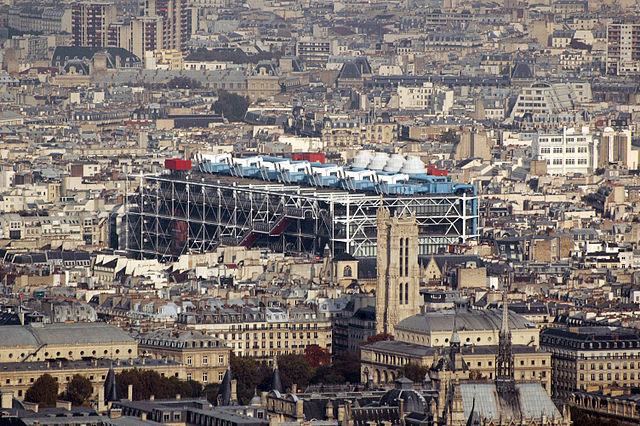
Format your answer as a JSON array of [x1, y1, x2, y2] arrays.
[[304, 344, 331, 368], [166, 76, 202, 89], [203, 383, 220, 404], [441, 129, 460, 144], [115, 369, 200, 401], [399, 363, 429, 383], [366, 333, 394, 344], [25, 374, 59, 407], [229, 355, 271, 404], [212, 91, 249, 122], [65, 375, 93, 406], [311, 365, 345, 385], [277, 354, 314, 391], [469, 370, 485, 380], [332, 352, 361, 384]]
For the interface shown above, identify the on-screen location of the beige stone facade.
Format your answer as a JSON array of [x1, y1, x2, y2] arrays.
[[375, 208, 421, 335], [139, 330, 230, 385]]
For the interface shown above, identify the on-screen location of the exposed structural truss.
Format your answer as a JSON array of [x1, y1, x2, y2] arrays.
[[126, 173, 479, 261]]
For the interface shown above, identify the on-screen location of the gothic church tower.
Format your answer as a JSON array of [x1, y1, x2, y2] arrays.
[[375, 207, 420, 335]]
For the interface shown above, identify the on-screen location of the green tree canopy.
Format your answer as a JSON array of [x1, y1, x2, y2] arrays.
[[65, 374, 93, 406], [115, 369, 202, 401], [25, 374, 59, 407], [228, 355, 271, 404], [212, 91, 249, 122], [399, 363, 430, 383], [166, 76, 202, 89], [277, 354, 314, 391]]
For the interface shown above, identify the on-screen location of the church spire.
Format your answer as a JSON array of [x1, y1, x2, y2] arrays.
[[495, 269, 518, 407], [449, 309, 461, 370]]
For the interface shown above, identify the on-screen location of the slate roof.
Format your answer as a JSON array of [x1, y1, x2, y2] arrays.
[[396, 309, 534, 334], [1, 323, 134, 347], [460, 383, 562, 422]]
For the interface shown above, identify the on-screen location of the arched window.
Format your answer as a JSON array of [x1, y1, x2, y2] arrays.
[[343, 265, 352, 278]]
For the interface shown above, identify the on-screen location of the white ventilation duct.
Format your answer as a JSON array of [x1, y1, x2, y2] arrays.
[[400, 156, 426, 174], [352, 150, 374, 168], [368, 152, 389, 170], [383, 154, 406, 173]]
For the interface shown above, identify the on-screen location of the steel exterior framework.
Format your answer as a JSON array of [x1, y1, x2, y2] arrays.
[[126, 173, 479, 261]]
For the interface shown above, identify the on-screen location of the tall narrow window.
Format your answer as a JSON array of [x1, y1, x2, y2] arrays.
[[399, 283, 403, 304], [405, 237, 410, 276], [399, 237, 405, 277], [405, 282, 409, 305]]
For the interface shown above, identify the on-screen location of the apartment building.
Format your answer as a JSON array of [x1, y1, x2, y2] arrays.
[[532, 127, 599, 175], [72, 1, 118, 48], [509, 82, 591, 126], [7, 6, 72, 34], [177, 306, 332, 361], [108, 17, 164, 59], [295, 37, 334, 65], [148, 0, 191, 51], [397, 82, 454, 115], [541, 326, 640, 399], [598, 128, 637, 170], [139, 330, 231, 385], [606, 23, 640, 76]]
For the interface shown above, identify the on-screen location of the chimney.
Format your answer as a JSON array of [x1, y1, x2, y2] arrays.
[[23, 402, 38, 413], [97, 386, 106, 412], [109, 408, 122, 419], [56, 400, 71, 411], [140, 412, 147, 421], [127, 385, 133, 401], [325, 400, 334, 420], [295, 400, 304, 420], [149, 395, 154, 401], [1, 391, 13, 409], [231, 379, 238, 403], [337, 404, 345, 422], [175, 394, 181, 400]]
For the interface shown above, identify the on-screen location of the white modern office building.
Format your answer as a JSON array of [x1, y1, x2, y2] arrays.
[[532, 127, 599, 175]]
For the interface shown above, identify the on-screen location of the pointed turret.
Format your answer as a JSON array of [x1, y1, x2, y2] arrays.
[[104, 365, 118, 403], [449, 310, 462, 371], [495, 271, 518, 409], [272, 357, 283, 393], [466, 396, 481, 426], [217, 366, 232, 406]]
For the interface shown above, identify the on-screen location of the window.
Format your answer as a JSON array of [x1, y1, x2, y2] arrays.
[[186, 356, 192, 366], [218, 371, 224, 381], [202, 372, 208, 383], [218, 355, 224, 365], [202, 356, 208, 365], [343, 265, 352, 277]]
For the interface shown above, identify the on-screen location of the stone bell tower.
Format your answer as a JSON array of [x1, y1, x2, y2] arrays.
[[375, 207, 420, 335]]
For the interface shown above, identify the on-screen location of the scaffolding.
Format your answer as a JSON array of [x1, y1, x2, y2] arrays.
[[126, 172, 479, 261]]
